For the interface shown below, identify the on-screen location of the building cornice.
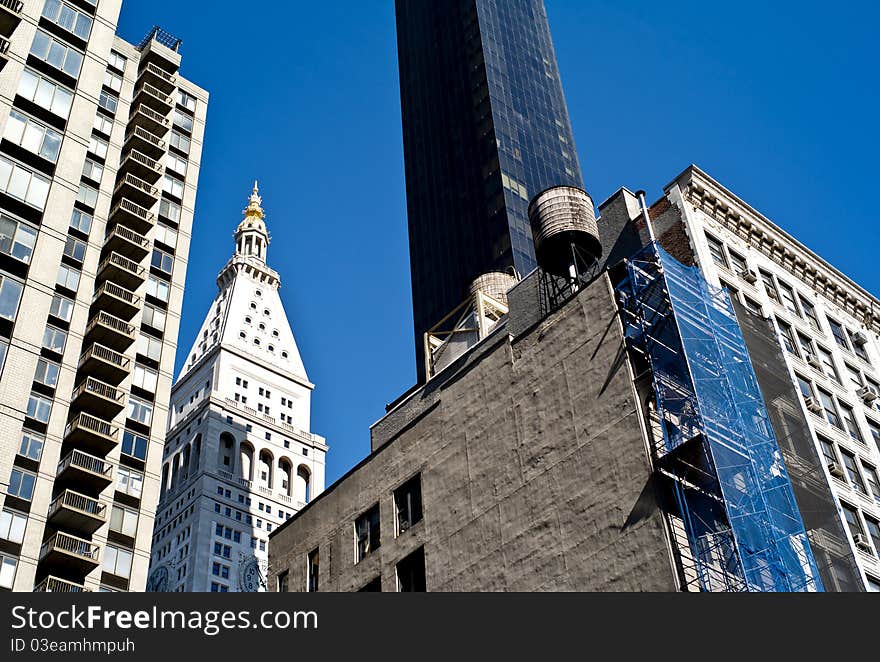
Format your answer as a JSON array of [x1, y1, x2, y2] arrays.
[[669, 165, 880, 333]]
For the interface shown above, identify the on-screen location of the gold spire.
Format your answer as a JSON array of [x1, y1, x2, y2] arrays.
[[243, 180, 264, 220]]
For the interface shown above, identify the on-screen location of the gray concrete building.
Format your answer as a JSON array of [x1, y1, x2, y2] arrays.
[[269, 171, 873, 592], [0, 0, 208, 592]]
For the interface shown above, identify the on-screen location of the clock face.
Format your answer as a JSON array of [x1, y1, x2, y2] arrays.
[[239, 558, 265, 592], [146, 566, 169, 593]]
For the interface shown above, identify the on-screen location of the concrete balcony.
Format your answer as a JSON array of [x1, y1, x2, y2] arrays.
[[56, 450, 114, 493], [48, 490, 108, 536], [98, 251, 146, 290], [85, 311, 136, 352], [137, 27, 181, 77], [34, 576, 91, 593], [0, 0, 23, 38], [123, 126, 166, 161], [39, 532, 100, 575], [64, 412, 119, 455], [134, 81, 174, 116], [120, 149, 163, 185], [130, 103, 170, 137], [110, 197, 155, 235], [70, 377, 126, 418], [139, 61, 177, 94], [92, 281, 141, 321], [78, 343, 130, 386], [104, 223, 150, 262]]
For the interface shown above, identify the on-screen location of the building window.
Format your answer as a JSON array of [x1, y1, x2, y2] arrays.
[[34, 358, 60, 388], [394, 474, 423, 536], [117, 467, 144, 499], [16, 68, 73, 118], [849, 329, 871, 364], [3, 110, 62, 162], [172, 110, 194, 132], [109, 50, 127, 71], [0, 273, 24, 321], [177, 90, 197, 111], [48, 293, 73, 322], [862, 463, 880, 500], [162, 174, 184, 198], [109, 505, 138, 538], [777, 319, 797, 356], [132, 364, 159, 392], [98, 90, 118, 114], [396, 547, 426, 592], [817, 436, 838, 468], [76, 183, 98, 208], [776, 281, 801, 318], [18, 431, 44, 461], [841, 451, 867, 494], [868, 419, 880, 447], [29, 29, 84, 78], [0, 215, 35, 266], [0, 509, 26, 544], [798, 297, 821, 331], [816, 346, 839, 383], [759, 270, 779, 302], [82, 158, 104, 182], [26, 392, 52, 423], [56, 263, 81, 291], [159, 198, 182, 223], [126, 398, 153, 427], [828, 318, 850, 352], [0, 555, 17, 589], [839, 402, 863, 443], [868, 576, 880, 592], [121, 429, 149, 461], [865, 518, 880, 556], [41, 0, 93, 40], [70, 209, 92, 233], [137, 333, 163, 362], [103, 545, 133, 578], [146, 276, 171, 303], [169, 131, 191, 153], [103, 70, 122, 92], [277, 570, 289, 593], [142, 304, 166, 331], [64, 236, 87, 263], [165, 153, 188, 177], [841, 503, 864, 540], [354, 505, 380, 562], [0, 157, 51, 209], [7, 468, 36, 501], [307, 548, 319, 592], [155, 224, 178, 249], [817, 389, 841, 429]]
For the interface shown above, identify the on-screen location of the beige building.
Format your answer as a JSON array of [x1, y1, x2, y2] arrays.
[[0, 0, 208, 592]]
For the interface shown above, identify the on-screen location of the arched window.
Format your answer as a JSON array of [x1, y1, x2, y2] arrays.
[[259, 450, 274, 489], [278, 459, 293, 497], [161, 463, 170, 494], [240, 442, 254, 482], [219, 432, 236, 473], [296, 466, 311, 504]]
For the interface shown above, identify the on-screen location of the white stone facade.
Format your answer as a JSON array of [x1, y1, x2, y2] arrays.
[[146, 186, 327, 592], [664, 166, 880, 591]]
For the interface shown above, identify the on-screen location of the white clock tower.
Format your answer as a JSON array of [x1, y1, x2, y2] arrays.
[[146, 183, 327, 592]]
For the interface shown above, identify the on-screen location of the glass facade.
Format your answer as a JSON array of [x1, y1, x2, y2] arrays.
[[396, 0, 583, 379]]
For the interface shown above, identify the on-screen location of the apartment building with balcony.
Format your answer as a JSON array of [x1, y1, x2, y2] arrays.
[[649, 166, 880, 591], [0, 0, 208, 592], [146, 185, 326, 593]]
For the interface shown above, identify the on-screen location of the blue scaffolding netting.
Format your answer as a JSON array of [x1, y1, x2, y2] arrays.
[[616, 243, 823, 592]]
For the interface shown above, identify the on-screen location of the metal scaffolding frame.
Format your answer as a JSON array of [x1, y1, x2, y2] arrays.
[[616, 243, 823, 592]]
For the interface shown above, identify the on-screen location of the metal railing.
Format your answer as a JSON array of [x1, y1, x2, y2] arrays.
[[40, 532, 100, 562], [50, 490, 107, 520], [107, 223, 150, 249], [65, 412, 118, 442], [0, 36, 9, 56], [99, 251, 145, 277], [93, 281, 140, 307], [124, 126, 166, 152], [34, 577, 91, 593], [121, 149, 161, 173], [137, 81, 173, 105], [88, 311, 135, 337], [79, 343, 130, 371], [133, 103, 169, 127], [140, 61, 176, 85], [72, 377, 124, 405], [0, 0, 23, 15], [58, 449, 114, 479], [137, 26, 182, 52]]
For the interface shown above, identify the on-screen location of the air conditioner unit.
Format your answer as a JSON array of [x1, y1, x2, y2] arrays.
[[739, 269, 758, 284], [852, 331, 869, 347], [805, 397, 824, 415], [827, 461, 845, 479], [805, 353, 822, 370], [857, 386, 877, 404], [853, 533, 872, 552]]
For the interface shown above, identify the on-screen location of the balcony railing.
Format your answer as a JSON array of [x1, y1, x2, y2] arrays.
[[34, 577, 91, 593], [86, 310, 136, 341], [0, 0, 23, 14], [120, 149, 163, 184], [123, 126, 166, 159], [40, 532, 100, 563], [93, 281, 140, 308], [115, 171, 160, 199], [98, 251, 146, 289], [50, 490, 107, 520], [58, 449, 114, 481], [65, 411, 118, 440], [131, 103, 170, 136], [71, 376, 125, 407]]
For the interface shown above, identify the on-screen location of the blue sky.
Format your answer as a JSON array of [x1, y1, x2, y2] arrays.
[[116, 1, 878, 484]]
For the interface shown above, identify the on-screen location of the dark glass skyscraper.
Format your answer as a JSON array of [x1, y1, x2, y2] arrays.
[[395, 0, 583, 379]]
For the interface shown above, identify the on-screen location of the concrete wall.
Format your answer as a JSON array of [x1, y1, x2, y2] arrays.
[[269, 274, 678, 592]]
